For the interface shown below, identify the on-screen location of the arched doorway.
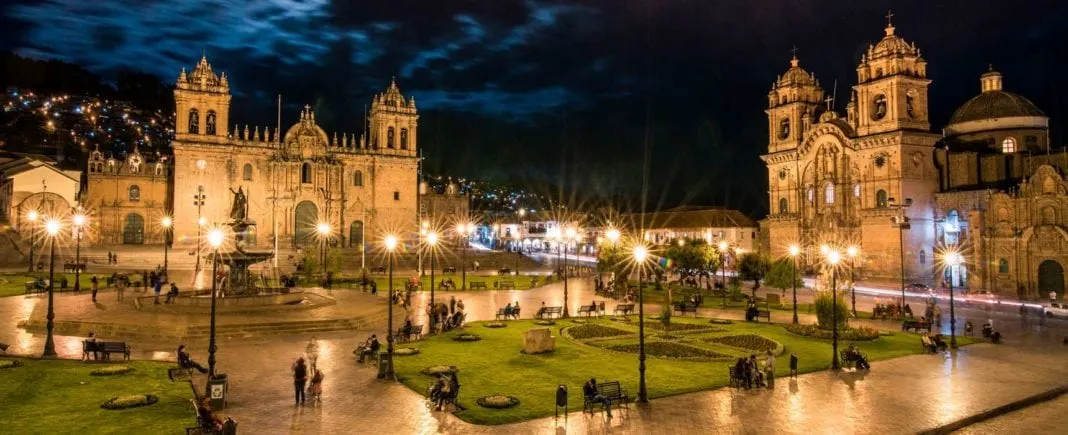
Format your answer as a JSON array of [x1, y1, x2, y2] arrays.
[[123, 214, 145, 244], [349, 220, 364, 249], [293, 201, 318, 246], [1038, 260, 1064, 299]]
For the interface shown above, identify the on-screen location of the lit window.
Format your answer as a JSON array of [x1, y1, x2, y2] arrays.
[[778, 198, 788, 214], [998, 258, 1009, 274], [807, 188, 814, 202], [824, 183, 835, 204], [1002, 137, 1016, 153], [853, 183, 861, 198]]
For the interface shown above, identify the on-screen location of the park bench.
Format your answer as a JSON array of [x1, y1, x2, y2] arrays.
[[443, 266, 457, 274], [583, 381, 631, 415], [839, 350, 871, 370], [578, 304, 600, 317], [24, 281, 46, 294], [901, 319, 931, 333], [394, 324, 424, 343], [98, 341, 131, 361], [470, 281, 487, 290], [613, 303, 635, 316], [728, 366, 746, 388], [185, 398, 238, 435], [495, 307, 520, 320], [673, 303, 699, 317], [920, 335, 947, 353], [498, 280, 516, 289], [536, 306, 563, 319], [498, 268, 511, 275], [756, 310, 771, 322], [82, 340, 101, 361], [370, 266, 386, 274]]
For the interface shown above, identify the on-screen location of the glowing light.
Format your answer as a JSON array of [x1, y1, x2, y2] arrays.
[[633, 246, 648, 262], [207, 229, 225, 249], [161, 216, 172, 228], [384, 235, 398, 251], [819, 244, 830, 255], [198, 217, 207, 226], [427, 231, 439, 246], [717, 241, 728, 252], [944, 251, 963, 266], [27, 210, 38, 222], [72, 213, 86, 227], [565, 226, 577, 239], [788, 244, 801, 257], [45, 219, 61, 236], [826, 249, 841, 265], [847, 246, 859, 258], [466, 223, 476, 234], [316, 222, 331, 236], [677, 239, 685, 246], [604, 228, 621, 244]]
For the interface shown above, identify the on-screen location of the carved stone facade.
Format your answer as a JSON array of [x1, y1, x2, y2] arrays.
[[85, 146, 171, 244]]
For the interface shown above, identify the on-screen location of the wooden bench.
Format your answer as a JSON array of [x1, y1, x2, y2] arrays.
[[728, 366, 746, 388], [469, 281, 487, 290], [613, 304, 635, 316], [370, 266, 386, 274], [498, 280, 516, 289], [99, 341, 131, 361], [839, 350, 870, 370], [536, 306, 563, 319], [82, 340, 101, 361], [583, 381, 630, 415], [578, 305, 600, 317], [901, 320, 932, 333], [394, 324, 425, 343], [443, 267, 457, 274], [756, 310, 771, 322], [25, 282, 46, 294], [495, 308, 520, 320], [672, 303, 699, 317]]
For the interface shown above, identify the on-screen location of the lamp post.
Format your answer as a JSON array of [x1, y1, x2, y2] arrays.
[[161, 216, 172, 274], [27, 210, 38, 272], [944, 251, 962, 349], [316, 222, 331, 276], [788, 244, 801, 324], [383, 234, 398, 379], [206, 228, 225, 381], [427, 231, 438, 333], [847, 246, 859, 317], [456, 223, 472, 290], [513, 231, 521, 275], [889, 197, 912, 310], [563, 226, 578, 317], [717, 241, 729, 307], [73, 212, 86, 292], [826, 247, 841, 370], [42, 218, 61, 358], [193, 186, 206, 273], [633, 245, 649, 403]]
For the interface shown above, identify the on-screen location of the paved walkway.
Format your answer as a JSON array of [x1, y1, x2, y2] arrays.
[[4, 278, 1068, 434]]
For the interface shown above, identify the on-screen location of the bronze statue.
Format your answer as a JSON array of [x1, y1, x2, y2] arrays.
[[229, 186, 247, 221]]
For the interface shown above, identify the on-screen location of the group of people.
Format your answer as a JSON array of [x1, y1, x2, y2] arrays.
[[438, 278, 457, 290], [428, 372, 460, 411], [872, 302, 913, 319], [500, 302, 521, 319], [355, 334, 382, 363], [843, 344, 871, 369], [291, 355, 324, 405], [733, 350, 782, 389], [105, 251, 119, 265], [427, 296, 466, 332]]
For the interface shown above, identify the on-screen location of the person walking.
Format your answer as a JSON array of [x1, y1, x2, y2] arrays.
[[305, 337, 320, 374], [153, 279, 163, 304], [764, 350, 776, 388], [450, 296, 457, 315], [90, 275, 99, 303], [293, 357, 308, 405], [308, 369, 324, 403], [116, 278, 125, 302]]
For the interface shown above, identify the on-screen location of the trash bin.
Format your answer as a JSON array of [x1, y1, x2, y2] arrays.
[[555, 384, 568, 418], [207, 374, 229, 409], [377, 353, 392, 379]]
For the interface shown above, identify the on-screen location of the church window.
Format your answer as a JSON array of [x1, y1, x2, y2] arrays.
[[876, 189, 888, 208], [945, 210, 961, 244], [400, 128, 409, 150], [1044, 177, 1057, 194], [871, 94, 887, 120], [778, 169, 787, 180], [188, 109, 200, 134], [778, 118, 790, 139], [806, 187, 814, 202], [301, 162, 312, 184], [128, 185, 141, 202], [154, 163, 163, 176], [874, 155, 886, 168], [1042, 206, 1056, 225], [778, 198, 788, 214], [354, 170, 364, 187], [206, 111, 217, 135], [242, 163, 253, 181], [853, 183, 861, 198], [906, 94, 916, 119], [919, 249, 926, 265], [824, 183, 835, 204], [387, 127, 395, 148], [998, 258, 1009, 274], [1001, 137, 1016, 153], [393, 191, 400, 201]]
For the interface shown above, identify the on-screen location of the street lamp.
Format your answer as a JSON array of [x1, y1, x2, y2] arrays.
[[847, 246, 859, 317], [193, 185, 206, 272], [717, 240, 729, 307], [889, 197, 913, 309], [72, 212, 86, 292], [426, 231, 439, 333], [943, 250, 962, 349], [633, 245, 649, 403], [512, 231, 521, 276], [825, 247, 842, 370], [161, 216, 173, 273], [788, 244, 801, 324], [383, 234, 399, 379], [42, 217, 61, 358], [206, 228, 225, 381], [605, 228, 621, 245], [456, 223, 472, 290], [563, 226, 578, 317], [27, 210, 38, 272], [316, 222, 331, 276]]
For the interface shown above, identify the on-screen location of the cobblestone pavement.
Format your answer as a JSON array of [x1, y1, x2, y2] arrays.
[[3, 278, 1068, 434], [955, 394, 1068, 434]]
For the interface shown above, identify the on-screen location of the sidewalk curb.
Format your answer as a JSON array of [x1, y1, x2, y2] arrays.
[[919, 384, 1068, 434]]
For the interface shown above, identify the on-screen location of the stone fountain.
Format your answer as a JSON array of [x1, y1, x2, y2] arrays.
[[211, 187, 274, 295]]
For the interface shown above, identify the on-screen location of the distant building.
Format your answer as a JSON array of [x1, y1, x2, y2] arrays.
[[0, 154, 81, 231], [622, 207, 759, 252], [85, 145, 170, 244], [419, 180, 469, 230]]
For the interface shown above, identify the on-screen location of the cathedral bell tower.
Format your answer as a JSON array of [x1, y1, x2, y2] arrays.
[[174, 55, 231, 141], [851, 16, 931, 136], [765, 53, 824, 154], [368, 78, 418, 156]]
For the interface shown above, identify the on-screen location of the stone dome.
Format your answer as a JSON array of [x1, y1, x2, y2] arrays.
[[949, 70, 1045, 124]]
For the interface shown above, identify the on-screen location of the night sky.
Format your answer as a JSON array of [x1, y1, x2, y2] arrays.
[[2, 0, 1066, 216]]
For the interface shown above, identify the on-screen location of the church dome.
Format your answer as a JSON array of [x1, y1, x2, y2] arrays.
[[948, 69, 1045, 124], [776, 56, 817, 88], [283, 105, 329, 144]]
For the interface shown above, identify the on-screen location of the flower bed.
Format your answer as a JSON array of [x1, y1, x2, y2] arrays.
[[394, 347, 420, 356], [784, 324, 881, 341], [709, 318, 733, 325], [476, 394, 520, 409], [101, 394, 158, 410], [645, 322, 721, 333], [565, 324, 632, 340], [452, 333, 482, 342], [605, 342, 732, 360], [420, 365, 459, 376], [482, 322, 507, 328], [0, 359, 23, 369], [533, 320, 556, 326], [90, 365, 135, 376], [705, 334, 783, 354]]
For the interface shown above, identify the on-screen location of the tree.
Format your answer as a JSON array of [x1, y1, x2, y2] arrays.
[[764, 258, 802, 290], [738, 252, 770, 296], [815, 292, 849, 330], [596, 244, 627, 278]]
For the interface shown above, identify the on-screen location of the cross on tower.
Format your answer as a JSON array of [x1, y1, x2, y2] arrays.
[[790, 45, 799, 58], [885, 10, 894, 26], [824, 94, 835, 111]]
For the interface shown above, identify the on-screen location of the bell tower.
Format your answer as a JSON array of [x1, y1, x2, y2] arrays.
[[765, 51, 824, 154], [368, 78, 418, 156], [174, 55, 231, 140], [852, 14, 931, 136]]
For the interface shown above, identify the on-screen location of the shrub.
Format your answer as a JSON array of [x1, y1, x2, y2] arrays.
[[420, 365, 458, 376], [566, 324, 631, 340], [606, 342, 732, 360], [394, 347, 420, 356], [452, 333, 481, 342], [705, 334, 783, 353], [784, 324, 881, 341], [815, 293, 850, 330], [0, 359, 23, 369], [533, 320, 556, 326], [728, 277, 745, 301], [90, 365, 134, 376], [476, 394, 520, 409], [482, 322, 507, 328], [709, 318, 733, 325], [101, 394, 158, 410]]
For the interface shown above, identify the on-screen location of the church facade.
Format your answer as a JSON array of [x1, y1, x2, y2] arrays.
[[87, 56, 420, 251], [760, 18, 1060, 299]]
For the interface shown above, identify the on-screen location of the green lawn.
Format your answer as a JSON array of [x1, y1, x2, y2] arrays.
[[395, 316, 961, 425], [0, 273, 97, 298], [1, 358, 194, 434]]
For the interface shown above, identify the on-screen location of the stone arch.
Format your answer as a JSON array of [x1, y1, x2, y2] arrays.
[[294, 201, 318, 245], [1037, 259, 1064, 299], [188, 109, 199, 134], [206, 110, 217, 135], [243, 163, 253, 181], [349, 220, 364, 248], [301, 162, 312, 184], [123, 213, 145, 244]]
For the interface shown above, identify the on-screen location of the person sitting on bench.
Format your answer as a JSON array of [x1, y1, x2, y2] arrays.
[[177, 345, 209, 374], [197, 397, 224, 431], [583, 378, 613, 417], [845, 344, 871, 369], [357, 335, 380, 363], [165, 283, 180, 303]]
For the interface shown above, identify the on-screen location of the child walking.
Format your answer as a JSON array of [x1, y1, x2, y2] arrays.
[[308, 370, 325, 403]]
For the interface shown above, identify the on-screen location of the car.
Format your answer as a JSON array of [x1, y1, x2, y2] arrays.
[[1043, 303, 1068, 319], [906, 283, 932, 294]]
